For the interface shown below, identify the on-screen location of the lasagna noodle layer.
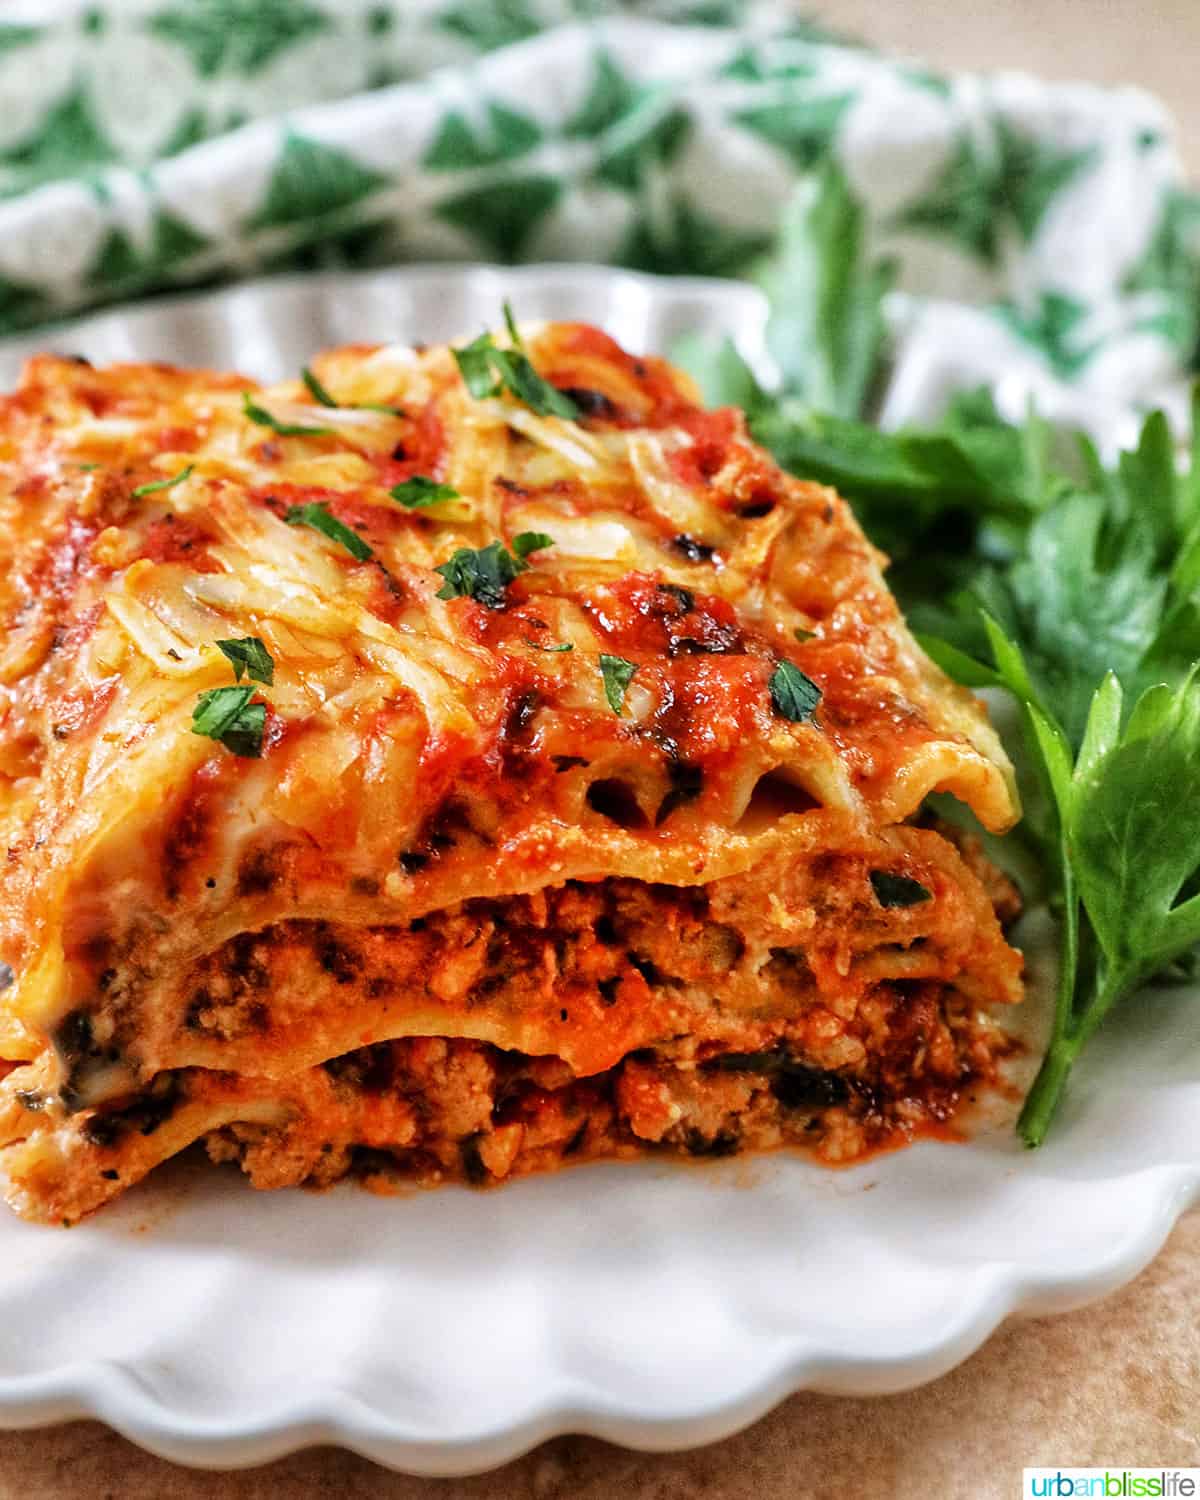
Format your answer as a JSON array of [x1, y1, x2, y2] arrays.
[[0, 819, 1020, 1221], [2, 987, 1007, 1225]]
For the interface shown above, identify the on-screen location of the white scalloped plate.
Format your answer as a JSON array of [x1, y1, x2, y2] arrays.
[[0, 267, 1197, 1476]]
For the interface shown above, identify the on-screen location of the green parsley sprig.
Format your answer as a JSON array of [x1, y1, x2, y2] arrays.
[[192, 637, 276, 758], [132, 464, 193, 498], [453, 302, 579, 420], [769, 660, 822, 722], [391, 476, 461, 509], [599, 654, 637, 714], [192, 686, 266, 759], [676, 158, 1200, 1145], [301, 365, 404, 417], [284, 502, 373, 561], [870, 871, 933, 908], [216, 636, 275, 686], [242, 392, 331, 437], [434, 532, 553, 608]]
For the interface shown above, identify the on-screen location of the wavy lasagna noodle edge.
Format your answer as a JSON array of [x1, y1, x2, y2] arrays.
[[0, 322, 1023, 1223]]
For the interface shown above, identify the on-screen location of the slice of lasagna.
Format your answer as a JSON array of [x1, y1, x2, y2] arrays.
[[0, 318, 1023, 1223]]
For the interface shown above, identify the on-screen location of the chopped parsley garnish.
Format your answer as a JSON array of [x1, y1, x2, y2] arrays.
[[453, 335, 501, 400], [216, 636, 274, 686], [769, 660, 822, 722], [793, 626, 816, 643], [599, 654, 637, 715], [284, 502, 373, 561], [512, 530, 554, 559], [191, 686, 266, 759], [525, 638, 574, 652], [301, 365, 404, 417], [132, 464, 193, 498], [242, 392, 331, 437], [75, 462, 100, 472], [452, 305, 579, 420], [434, 533, 553, 608], [390, 475, 461, 508], [300, 366, 339, 407], [870, 871, 933, 908]]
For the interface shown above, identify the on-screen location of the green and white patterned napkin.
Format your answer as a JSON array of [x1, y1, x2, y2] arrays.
[[0, 0, 1195, 436]]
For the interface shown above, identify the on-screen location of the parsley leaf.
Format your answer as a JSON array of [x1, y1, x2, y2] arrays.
[[434, 533, 552, 608], [761, 159, 897, 421], [301, 366, 339, 407], [284, 502, 373, 561], [680, 159, 1200, 1150], [927, 606, 1200, 1147], [927, 491, 1167, 749], [242, 392, 331, 437], [301, 365, 404, 417], [132, 464, 194, 498], [511, 530, 554, 559], [769, 660, 822, 722], [216, 636, 275, 686], [435, 542, 520, 608], [599, 654, 637, 714], [502, 352, 580, 420], [452, 313, 579, 420], [191, 685, 266, 759], [453, 333, 499, 401], [870, 871, 933, 908], [525, 638, 573, 652], [390, 475, 461, 508], [1069, 671, 1200, 983]]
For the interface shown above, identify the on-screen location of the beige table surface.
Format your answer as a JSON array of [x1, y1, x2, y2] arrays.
[[4, 3, 1200, 1495]]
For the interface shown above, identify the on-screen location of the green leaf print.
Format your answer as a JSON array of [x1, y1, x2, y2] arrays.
[[88, 230, 148, 288], [596, 102, 690, 191], [157, 107, 211, 160], [992, 290, 1100, 376], [731, 91, 854, 170], [423, 102, 543, 171], [0, 24, 42, 54], [563, 50, 691, 192], [437, 0, 541, 53], [648, 1, 740, 23], [997, 120, 1096, 243], [247, 133, 389, 231], [900, 66, 952, 98], [1123, 188, 1200, 355], [717, 47, 816, 83], [435, 175, 561, 261], [149, 0, 330, 78], [619, 194, 770, 278], [86, 209, 211, 292], [0, 86, 117, 198], [0, 272, 54, 332], [895, 121, 1095, 265], [262, 217, 402, 274], [896, 134, 999, 261], [564, 50, 641, 139], [150, 209, 211, 263], [780, 16, 865, 46]]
